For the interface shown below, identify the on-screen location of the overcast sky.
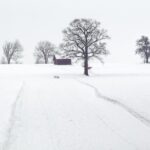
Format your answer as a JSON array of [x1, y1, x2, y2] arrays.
[[0, 0, 150, 64]]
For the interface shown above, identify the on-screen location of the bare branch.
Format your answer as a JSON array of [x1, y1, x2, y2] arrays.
[[60, 18, 110, 75], [34, 41, 56, 64], [2, 40, 23, 64]]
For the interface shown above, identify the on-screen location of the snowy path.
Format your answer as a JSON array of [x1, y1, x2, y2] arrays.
[[0, 76, 150, 150]]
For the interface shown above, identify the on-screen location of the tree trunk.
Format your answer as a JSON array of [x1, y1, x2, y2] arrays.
[[45, 59, 48, 64], [145, 55, 149, 63], [7, 58, 11, 64], [44, 55, 48, 64], [84, 48, 88, 76]]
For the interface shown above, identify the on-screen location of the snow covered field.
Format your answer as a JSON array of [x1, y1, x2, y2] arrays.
[[0, 64, 150, 150]]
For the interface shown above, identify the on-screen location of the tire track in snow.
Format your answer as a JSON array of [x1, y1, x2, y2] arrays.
[[74, 80, 139, 150], [2, 82, 25, 150], [77, 79, 150, 128], [38, 98, 59, 150], [39, 93, 81, 150], [95, 113, 139, 150]]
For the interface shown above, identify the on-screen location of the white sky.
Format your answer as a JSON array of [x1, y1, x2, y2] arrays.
[[0, 0, 150, 64]]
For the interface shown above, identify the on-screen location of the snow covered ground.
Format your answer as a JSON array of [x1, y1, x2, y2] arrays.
[[0, 64, 150, 150]]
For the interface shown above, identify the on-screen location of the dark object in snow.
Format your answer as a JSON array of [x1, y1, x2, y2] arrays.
[[82, 66, 92, 70], [88, 67, 92, 70], [54, 75, 60, 79], [53, 55, 71, 65]]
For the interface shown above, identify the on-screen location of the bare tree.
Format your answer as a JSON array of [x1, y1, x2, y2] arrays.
[[34, 41, 55, 64], [136, 36, 150, 63], [2, 40, 23, 64], [60, 19, 110, 76]]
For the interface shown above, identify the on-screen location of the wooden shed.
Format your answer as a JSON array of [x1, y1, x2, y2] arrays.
[[53, 55, 72, 65]]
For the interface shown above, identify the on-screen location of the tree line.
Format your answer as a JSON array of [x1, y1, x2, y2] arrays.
[[0, 18, 150, 75]]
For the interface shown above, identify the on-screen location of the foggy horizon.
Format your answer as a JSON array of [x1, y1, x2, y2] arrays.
[[0, 0, 150, 64]]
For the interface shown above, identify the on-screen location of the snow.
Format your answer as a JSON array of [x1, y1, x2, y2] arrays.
[[0, 64, 150, 150], [0, 80, 22, 150]]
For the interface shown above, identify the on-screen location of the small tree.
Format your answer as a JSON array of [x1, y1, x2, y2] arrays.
[[60, 19, 110, 75], [136, 36, 150, 63], [2, 40, 23, 64], [34, 41, 55, 64]]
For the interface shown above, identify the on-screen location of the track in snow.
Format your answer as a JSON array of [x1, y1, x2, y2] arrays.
[[2, 76, 150, 150], [2, 82, 25, 150], [77, 79, 150, 128]]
